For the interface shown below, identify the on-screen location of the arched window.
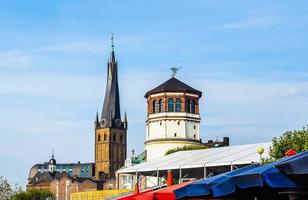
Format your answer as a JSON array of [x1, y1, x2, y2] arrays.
[[153, 100, 158, 113], [186, 98, 191, 113], [176, 98, 181, 112], [191, 100, 196, 114], [159, 99, 163, 112], [168, 98, 174, 112]]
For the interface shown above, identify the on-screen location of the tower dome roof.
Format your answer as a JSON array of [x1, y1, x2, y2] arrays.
[[49, 153, 56, 165], [145, 77, 202, 98]]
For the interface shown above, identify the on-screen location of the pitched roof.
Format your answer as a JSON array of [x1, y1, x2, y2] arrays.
[[145, 77, 202, 98]]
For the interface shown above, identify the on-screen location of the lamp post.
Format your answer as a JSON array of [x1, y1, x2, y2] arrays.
[[257, 147, 264, 164]]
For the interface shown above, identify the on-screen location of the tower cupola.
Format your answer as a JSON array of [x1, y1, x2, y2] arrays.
[[144, 74, 203, 161]]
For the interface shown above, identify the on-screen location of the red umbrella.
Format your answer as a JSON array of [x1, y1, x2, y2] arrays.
[[117, 189, 154, 200], [134, 181, 192, 200], [285, 149, 297, 157], [167, 170, 173, 187]]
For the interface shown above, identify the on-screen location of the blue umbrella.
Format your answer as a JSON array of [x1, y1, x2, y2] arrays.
[[211, 154, 302, 198], [174, 164, 259, 199], [276, 151, 308, 175]]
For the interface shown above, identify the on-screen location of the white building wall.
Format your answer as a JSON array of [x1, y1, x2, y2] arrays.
[[147, 112, 201, 141], [166, 120, 185, 138], [185, 121, 200, 139], [145, 141, 200, 161]]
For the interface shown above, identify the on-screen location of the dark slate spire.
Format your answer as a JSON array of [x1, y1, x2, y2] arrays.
[[100, 35, 122, 127], [95, 111, 99, 128], [123, 111, 128, 130]]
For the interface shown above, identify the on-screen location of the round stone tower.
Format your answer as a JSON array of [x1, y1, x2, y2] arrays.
[[144, 77, 203, 161]]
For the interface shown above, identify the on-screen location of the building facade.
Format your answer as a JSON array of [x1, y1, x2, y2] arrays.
[[144, 77, 203, 161], [27, 154, 101, 200], [94, 40, 127, 184]]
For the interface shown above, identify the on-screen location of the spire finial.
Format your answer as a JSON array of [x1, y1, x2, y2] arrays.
[[52, 149, 54, 159], [111, 33, 114, 52], [170, 66, 182, 77]]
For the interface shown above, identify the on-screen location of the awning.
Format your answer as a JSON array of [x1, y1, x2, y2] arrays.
[[117, 142, 271, 175], [211, 153, 305, 198], [174, 152, 308, 199], [174, 164, 259, 199], [276, 151, 308, 175]]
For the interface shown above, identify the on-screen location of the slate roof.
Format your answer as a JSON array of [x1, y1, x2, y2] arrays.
[[145, 77, 202, 98], [28, 172, 71, 185], [101, 50, 121, 122]]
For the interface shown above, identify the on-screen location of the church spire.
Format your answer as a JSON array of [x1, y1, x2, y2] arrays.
[[101, 35, 122, 127], [110, 34, 116, 63]]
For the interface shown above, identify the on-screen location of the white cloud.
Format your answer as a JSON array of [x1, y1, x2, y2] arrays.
[[37, 42, 105, 54], [215, 15, 283, 30], [0, 50, 32, 69]]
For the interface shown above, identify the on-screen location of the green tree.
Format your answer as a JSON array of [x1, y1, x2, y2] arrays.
[[0, 176, 22, 200], [0, 176, 14, 200], [12, 190, 54, 200], [269, 125, 308, 160]]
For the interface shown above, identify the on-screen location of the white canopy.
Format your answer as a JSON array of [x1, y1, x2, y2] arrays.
[[117, 142, 271, 174]]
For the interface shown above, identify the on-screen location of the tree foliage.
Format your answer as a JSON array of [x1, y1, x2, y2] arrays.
[[12, 190, 54, 200], [269, 125, 308, 160], [165, 145, 207, 155], [0, 176, 21, 200]]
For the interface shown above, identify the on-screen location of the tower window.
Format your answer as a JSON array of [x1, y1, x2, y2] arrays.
[[120, 135, 123, 142], [159, 99, 163, 112], [104, 134, 107, 141], [113, 133, 116, 142], [153, 100, 158, 113], [168, 98, 174, 112], [194, 125, 196, 130], [160, 121, 162, 126], [176, 98, 181, 112], [98, 135, 101, 142], [194, 134, 196, 138], [191, 100, 196, 114], [174, 133, 177, 137], [177, 121, 180, 125], [186, 99, 191, 113]]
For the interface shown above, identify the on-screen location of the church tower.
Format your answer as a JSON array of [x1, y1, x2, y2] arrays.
[[144, 75, 202, 161], [95, 37, 127, 181]]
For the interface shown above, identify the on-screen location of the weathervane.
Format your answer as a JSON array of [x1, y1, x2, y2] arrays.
[[170, 66, 182, 77], [111, 33, 114, 51]]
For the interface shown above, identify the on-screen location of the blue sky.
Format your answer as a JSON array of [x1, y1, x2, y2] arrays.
[[0, 0, 308, 187]]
